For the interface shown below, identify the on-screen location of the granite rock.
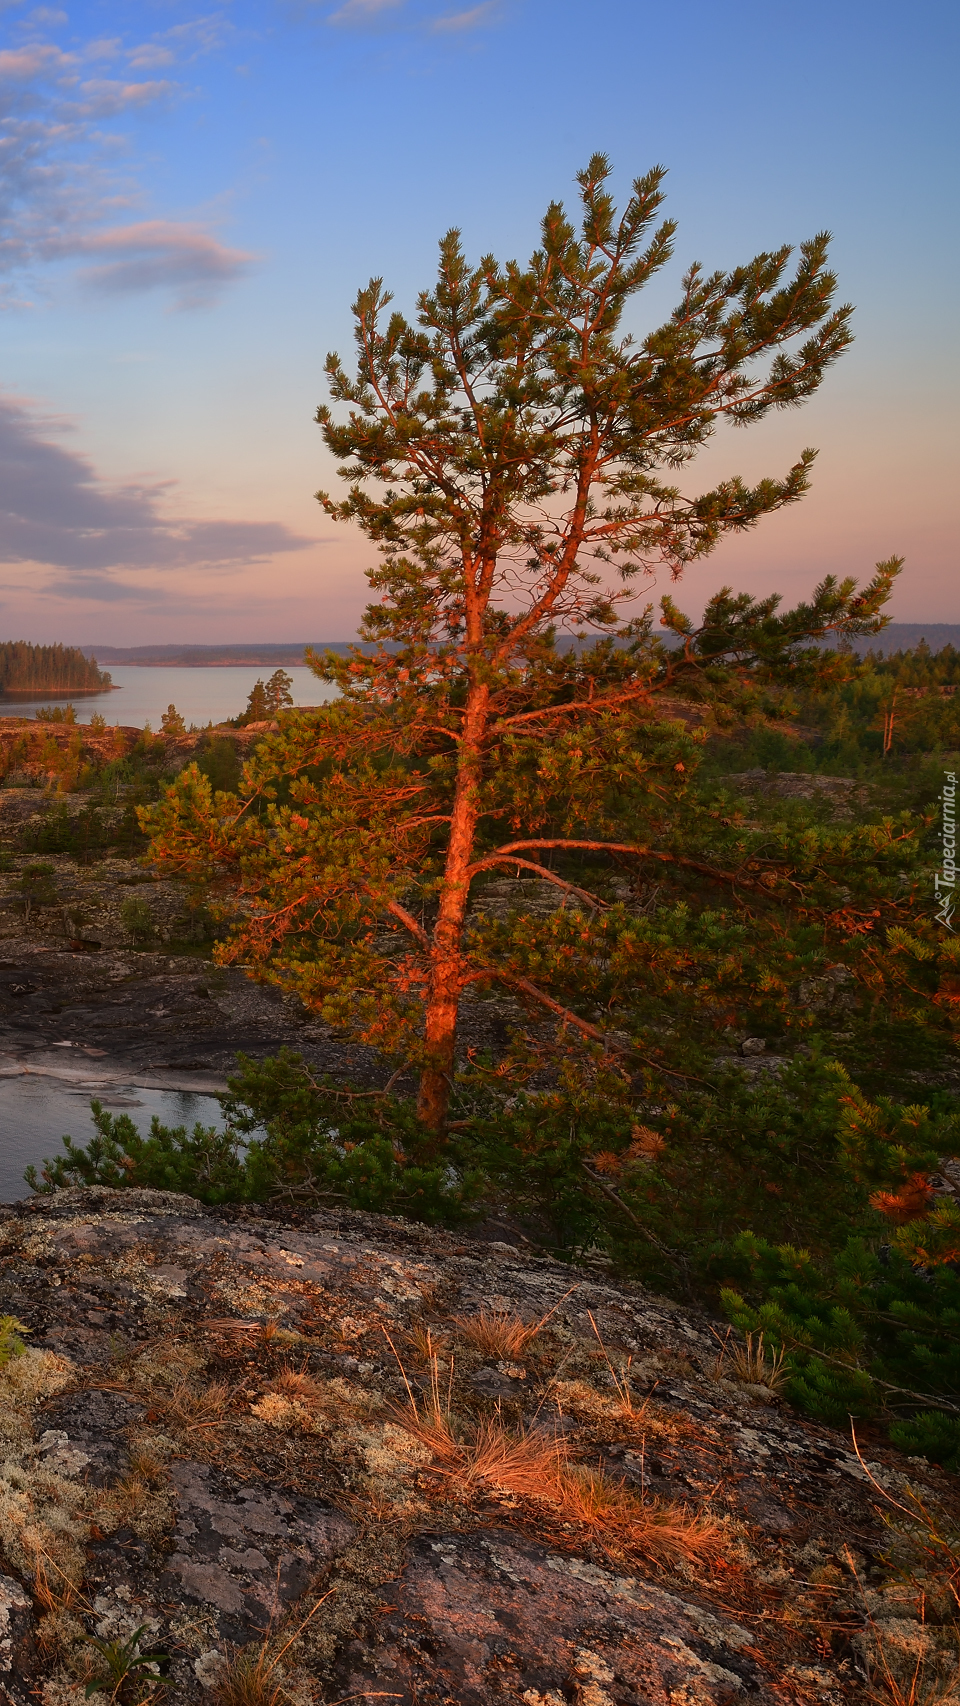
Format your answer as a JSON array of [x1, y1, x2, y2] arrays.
[[0, 1189, 953, 1703]]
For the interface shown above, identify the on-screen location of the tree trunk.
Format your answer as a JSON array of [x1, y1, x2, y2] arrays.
[[417, 680, 489, 1142]]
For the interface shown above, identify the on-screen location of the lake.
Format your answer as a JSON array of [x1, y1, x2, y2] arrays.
[[0, 663, 323, 1195], [0, 1075, 231, 1202], [0, 664, 337, 730]]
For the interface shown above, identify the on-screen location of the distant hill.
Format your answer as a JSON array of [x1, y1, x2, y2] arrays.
[[80, 643, 340, 667], [841, 624, 960, 655], [81, 625, 960, 668]]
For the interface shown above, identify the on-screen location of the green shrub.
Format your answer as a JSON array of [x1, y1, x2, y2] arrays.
[[196, 735, 242, 794], [26, 1063, 481, 1222], [223, 1049, 481, 1221], [120, 895, 155, 942], [34, 703, 76, 723], [13, 861, 58, 918], [889, 1410, 960, 1473], [24, 801, 111, 859], [0, 1316, 29, 1367], [25, 1101, 247, 1206], [717, 1230, 960, 1438]]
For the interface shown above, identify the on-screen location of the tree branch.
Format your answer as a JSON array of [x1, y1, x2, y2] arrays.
[[482, 838, 777, 895], [493, 685, 659, 730], [382, 896, 431, 950], [581, 1163, 693, 1296], [497, 971, 711, 1084], [469, 856, 605, 910]]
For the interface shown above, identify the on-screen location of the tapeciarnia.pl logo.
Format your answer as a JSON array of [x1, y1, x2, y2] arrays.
[[936, 770, 957, 932]]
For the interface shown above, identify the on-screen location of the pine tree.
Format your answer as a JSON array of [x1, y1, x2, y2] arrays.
[[264, 669, 294, 714], [161, 704, 187, 737], [241, 680, 269, 724], [145, 156, 895, 1142]]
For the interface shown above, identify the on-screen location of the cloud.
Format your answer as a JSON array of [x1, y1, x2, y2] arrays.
[[0, 41, 67, 76], [0, 391, 316, 574], [68, 221, 256, 308], [323, 0, 494, 31], [160, 14, 230, 59], [75, 77, 175, 114], [327, 0, 404, 25], [42, 574, 161, 602], [430, 1, 495, 27], [0, 14, 245, 306], [126, 44, 175, 70]]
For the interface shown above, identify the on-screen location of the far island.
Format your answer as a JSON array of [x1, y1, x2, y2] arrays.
[[0, 641, 113, 698]]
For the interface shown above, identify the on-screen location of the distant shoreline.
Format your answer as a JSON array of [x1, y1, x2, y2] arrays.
[[0, 684, 120, 699], [78, 625, 960, 666], [81, 646, 341, 667], [83, 659, 316, 669]]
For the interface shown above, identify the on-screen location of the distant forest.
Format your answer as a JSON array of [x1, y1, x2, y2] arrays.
[[0, 642, 112, 696]]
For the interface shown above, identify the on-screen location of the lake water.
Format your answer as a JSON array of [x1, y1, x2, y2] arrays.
[[0, 662, 320, 1192], [0, 1075, 230, 1202], [0, 665, 337, 730]]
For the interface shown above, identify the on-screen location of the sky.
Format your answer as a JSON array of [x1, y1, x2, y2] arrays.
[[0, 0, 956, 645]]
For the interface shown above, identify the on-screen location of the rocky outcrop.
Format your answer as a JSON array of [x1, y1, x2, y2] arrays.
[[720, 772, 871, 819], [0, 1189, 954, 1704], [0, 718, 275, 790]]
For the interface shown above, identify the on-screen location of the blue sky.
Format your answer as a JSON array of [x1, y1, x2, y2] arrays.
[[0, 0, 956, 642]]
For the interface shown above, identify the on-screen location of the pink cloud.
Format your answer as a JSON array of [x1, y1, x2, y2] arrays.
[[327, 0, 404, 25], [0, 390, 317, 574], [431, 2, 496, 28], [68, 221, 256, 307], [0, 35, 250, 306]]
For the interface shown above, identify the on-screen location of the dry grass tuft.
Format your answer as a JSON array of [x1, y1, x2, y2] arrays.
[[396, 1402, 722, 1562], [212, 1647, 289, 1706], [459, 1418, 568, 1501], [30, 1545, 84, 1618], [557, 1466, 725, 1563], [404, 1323, 449, 1364], [202, 1318, 262, 1341], [126, 1444, 167, 1481], [266, 1366, 325, 1404], [397, 1400, 567, 1499], [213, 1587, 342, 1706], [389, 1325, 566, 1500], [714, 1331, 788, 1395], [29, 1545, 90, 1660], [558, 1464, 642, 1527], [450, 1307, 545, 1362], [449, 1285, 578, 1363], [384, 1323, 722, 1565], [163, 1378, 232, 1431], [587, 1311, 647, 1420]]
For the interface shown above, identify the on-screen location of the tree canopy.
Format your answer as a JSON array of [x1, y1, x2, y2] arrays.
[[146, 156, 897, 1141]]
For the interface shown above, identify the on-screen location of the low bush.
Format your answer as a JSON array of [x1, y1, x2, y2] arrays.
[[889, 1410, 960, 1473], [120, 895, 156, 943], [195, 735, 243, 795], [27, 1048, 960, 1470], [25, 1101, 248, 1205]]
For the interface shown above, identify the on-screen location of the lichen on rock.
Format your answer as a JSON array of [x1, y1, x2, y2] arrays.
[[0, 1187, 954, 1702]]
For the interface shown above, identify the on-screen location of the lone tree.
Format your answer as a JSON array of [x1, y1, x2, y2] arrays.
[[146, 157, 896, 1140], [161, 704, 187, 737], [264, 669, 294, 714], [239, 670, 294, 725]]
